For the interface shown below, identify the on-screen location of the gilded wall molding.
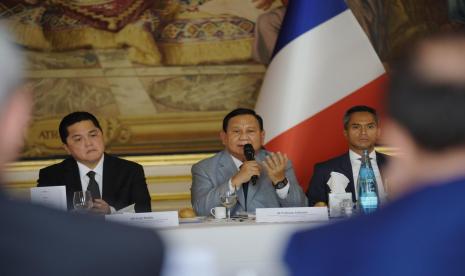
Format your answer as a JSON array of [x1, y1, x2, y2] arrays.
[[6, 153, 213, 172]]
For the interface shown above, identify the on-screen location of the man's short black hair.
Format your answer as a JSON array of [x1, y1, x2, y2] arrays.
[[343, 105, 379, 130], [222, 108, 264, 132], [59, 111, 102, 144]]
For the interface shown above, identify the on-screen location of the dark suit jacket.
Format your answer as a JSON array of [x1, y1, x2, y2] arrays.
[[0, 191, 164, 276], [285, 177, 465, 276], [37, 153, 151, 212], [306, 151, 388, 206]]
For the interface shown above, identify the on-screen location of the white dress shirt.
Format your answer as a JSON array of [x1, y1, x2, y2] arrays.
[[349, 150, 388, 204], [77, 155, 116, 213], [228, 154, 290, 199], [77, 155, 104, 194]]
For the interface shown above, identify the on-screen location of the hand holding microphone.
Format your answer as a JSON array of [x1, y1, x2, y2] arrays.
[[244, 144, 259, 185], [231, 144, 260, 188]]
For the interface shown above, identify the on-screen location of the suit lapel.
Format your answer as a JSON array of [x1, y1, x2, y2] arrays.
[[65, 159, 82, 193], [341, 153, 357, 202], [102, 154, 115, 200]]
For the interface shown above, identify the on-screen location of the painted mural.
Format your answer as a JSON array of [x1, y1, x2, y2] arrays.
[[0, 0, 461, 158]]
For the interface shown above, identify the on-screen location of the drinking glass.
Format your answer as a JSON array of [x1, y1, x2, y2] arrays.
[[220, 190, 237, 220], [73, 191, 93, 213]]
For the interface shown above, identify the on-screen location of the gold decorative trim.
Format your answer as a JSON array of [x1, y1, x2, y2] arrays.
[[4, 182, 35, 189], [6, 153, 213, 172], [375, 146, 400, 156], [125, 153, 213, 166], [146, 175, 191, 184], [151, 193, 190, 201], [6, 159, 64, 172], [4, 175, 193, 189]]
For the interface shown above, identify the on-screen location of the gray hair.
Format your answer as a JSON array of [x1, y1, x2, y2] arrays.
[[0, 25, 23, 108]]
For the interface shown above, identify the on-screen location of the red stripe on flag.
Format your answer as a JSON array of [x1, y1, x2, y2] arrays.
[[264, 74, 388, 191]]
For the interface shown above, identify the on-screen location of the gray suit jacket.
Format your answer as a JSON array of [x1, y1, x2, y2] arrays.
[[191, 149, 307, 216]]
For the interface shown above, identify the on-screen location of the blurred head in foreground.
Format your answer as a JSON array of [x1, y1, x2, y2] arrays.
[[0, 25, 166, 276], [384, 31, 465, 197], [0, 27, 31, 173]]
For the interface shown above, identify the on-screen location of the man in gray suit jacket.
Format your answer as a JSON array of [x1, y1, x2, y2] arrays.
[[191, 108, 307, 216]]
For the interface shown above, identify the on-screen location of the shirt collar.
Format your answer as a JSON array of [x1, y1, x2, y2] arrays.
[[77, 154, 105, 179], [229, 153, 243, 170], [349, 149, 377, 162]]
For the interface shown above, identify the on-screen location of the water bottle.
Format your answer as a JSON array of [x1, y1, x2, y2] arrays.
[[357, 150, 379, 214]]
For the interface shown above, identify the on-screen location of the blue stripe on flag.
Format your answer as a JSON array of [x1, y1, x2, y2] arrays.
[[272, 0, 348, 57]]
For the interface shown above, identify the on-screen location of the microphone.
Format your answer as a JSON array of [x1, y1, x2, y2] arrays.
[[243, 143, 258, 185]]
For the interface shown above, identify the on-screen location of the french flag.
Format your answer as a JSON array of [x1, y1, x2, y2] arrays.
[[255, 0, 387, 191]]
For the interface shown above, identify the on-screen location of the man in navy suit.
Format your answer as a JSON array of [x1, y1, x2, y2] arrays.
[[0, 26, 164, 276], [306, 105, 389, 206], [38, 111, 151, 213], [285, 32, 465, 276]]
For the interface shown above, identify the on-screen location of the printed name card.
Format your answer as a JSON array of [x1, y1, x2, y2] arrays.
[[30, 186, 67, 211], [105, 211, 179, 228], [256, 207, 329, 223]]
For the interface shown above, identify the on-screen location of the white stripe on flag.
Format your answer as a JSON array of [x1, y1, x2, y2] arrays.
[[256, 10, 385, 143]]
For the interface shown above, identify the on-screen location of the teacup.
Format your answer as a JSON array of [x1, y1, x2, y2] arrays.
[[210, 206, 226, 219]]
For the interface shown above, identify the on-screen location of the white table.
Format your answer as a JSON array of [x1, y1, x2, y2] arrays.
[[159, 219, 326, 276]]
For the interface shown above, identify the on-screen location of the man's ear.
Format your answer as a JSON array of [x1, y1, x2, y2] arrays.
[[260, 130, 266, 145], [220, 131, 227, 146], [343, 128, 348, 139], [63, 143, 71, 155]]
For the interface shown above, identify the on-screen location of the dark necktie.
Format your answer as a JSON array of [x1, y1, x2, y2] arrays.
[[87, 171, 101, 199], [239, 165, 249, 211], [242, 181, 249, 211]]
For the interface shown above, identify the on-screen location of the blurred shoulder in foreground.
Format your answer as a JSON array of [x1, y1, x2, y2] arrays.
[[0, 26, 164, 276], [285, 31, 465, 276]]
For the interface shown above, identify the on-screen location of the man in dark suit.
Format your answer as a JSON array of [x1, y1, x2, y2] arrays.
[[285, 32, 465, 276], [306, 105, 389, 206], [0, 26, 164, 276], [38, 111, 151, 213]]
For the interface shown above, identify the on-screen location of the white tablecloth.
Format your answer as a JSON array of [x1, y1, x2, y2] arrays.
[[159, 218, 326, 276]]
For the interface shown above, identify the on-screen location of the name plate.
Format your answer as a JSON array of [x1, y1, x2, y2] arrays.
[[105, 211, 179, 228], [30, 186, 67, 211], [256, 207, 329, 223]]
